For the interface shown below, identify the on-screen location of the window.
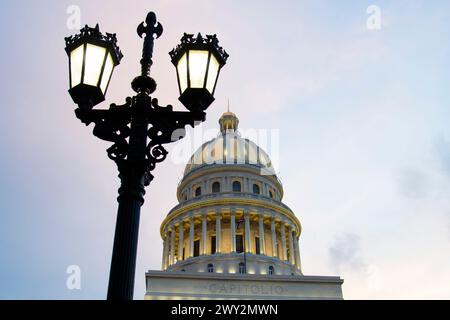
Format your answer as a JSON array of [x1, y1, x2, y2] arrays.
[[268, 266, 274, 275], [195, 186, 201, 197], [253, 183, 260, 194], [183, 194, 187, 201], [232, 181, 241, 192], [269, 190, 273, 199], [236, 235, 244, 253], [255, 236, 260, 255], [239, 262, 246, 274], [211, 236, 216, 254], [182, 248, 185, 260], [193, 240, 200, 257], [212, 181, 221, 193], [207, 263, 214, 273]]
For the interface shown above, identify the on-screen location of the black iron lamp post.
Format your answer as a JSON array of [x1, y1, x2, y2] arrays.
[[64, 11, 228, 300]]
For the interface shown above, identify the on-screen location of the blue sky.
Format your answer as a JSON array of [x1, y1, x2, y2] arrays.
[[0, 0, 449, 299]]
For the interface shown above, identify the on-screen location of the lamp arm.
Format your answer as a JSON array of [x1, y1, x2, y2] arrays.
[[143, 98, 206, 183], [74, 95, 206, 185], [75, 98, 132, 162]]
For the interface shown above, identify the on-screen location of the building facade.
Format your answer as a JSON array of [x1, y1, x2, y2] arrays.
[[145, 111, 343, 299]]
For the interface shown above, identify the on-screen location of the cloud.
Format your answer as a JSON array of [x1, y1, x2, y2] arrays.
[[435, 135, 450, 176], [329, 233, 366, 272], [395, 168, 428, 199], [329, 233, 383, 295]]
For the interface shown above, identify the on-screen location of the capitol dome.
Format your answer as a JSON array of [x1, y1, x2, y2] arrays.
[[183, 111, 276, 177], [159, 111, 302, 277]]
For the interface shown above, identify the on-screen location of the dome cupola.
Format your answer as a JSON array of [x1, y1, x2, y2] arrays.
[[219, 111, 239, 133]]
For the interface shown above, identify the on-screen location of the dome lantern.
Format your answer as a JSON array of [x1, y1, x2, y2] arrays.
[[219, 111, 239, 133]]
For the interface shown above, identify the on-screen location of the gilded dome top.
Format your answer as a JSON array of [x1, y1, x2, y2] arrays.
[[219, 111, 239, 132], [183, 112, 276, 177]]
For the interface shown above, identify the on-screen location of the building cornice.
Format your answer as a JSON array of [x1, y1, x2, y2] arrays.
[[145, 270, 344, 285]]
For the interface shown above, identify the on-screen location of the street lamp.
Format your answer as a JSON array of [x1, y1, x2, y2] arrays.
[[170, 33, 228, 111], [65, 24, 122, 108], [64, 11, 228, 300]]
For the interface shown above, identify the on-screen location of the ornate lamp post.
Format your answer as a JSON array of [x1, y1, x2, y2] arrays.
[[64, 11, 228, 300]]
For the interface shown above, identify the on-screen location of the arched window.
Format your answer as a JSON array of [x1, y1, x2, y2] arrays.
[[239, 262, 246, 274], [269, 190, 273, 199], [207, 263, 214, 273], [212, 181, 221, 193], [253, 183, 260, 194], [268, 266, 274, 275], [195, 186, 202, 197], [232, 181, 241, 192]]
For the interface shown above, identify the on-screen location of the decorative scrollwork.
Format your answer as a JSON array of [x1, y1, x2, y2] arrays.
[[142, 143, 168, 186], [81, 98, 132, 162], [75, 93, 205, 188], [107, 141, 128, 161], [65, 24, 123, 62], [148, 144, 168, 162], [169, 32, 229, 64], [151, 98, 173, 111]]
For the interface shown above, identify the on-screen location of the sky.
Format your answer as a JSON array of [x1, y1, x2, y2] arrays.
[[0, 0, 449, 299]]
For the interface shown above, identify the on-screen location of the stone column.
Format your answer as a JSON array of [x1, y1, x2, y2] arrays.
[[258, 214, 265, 255], [167, 228, 172, 266], [178, 221, 184, 261], [189, 215, 194, 258], [288, 225, 295, 265], [215, 212, 222, 253], [281, 222, 287, 261], [230, 210, 236, 253], [294, 234, 301, 271], [170, 226, 175, 265], [271, 216, 277, 258], [162, 231, 168, 269], [201, 213, 207, 255], [244, 212, 251, 253]]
